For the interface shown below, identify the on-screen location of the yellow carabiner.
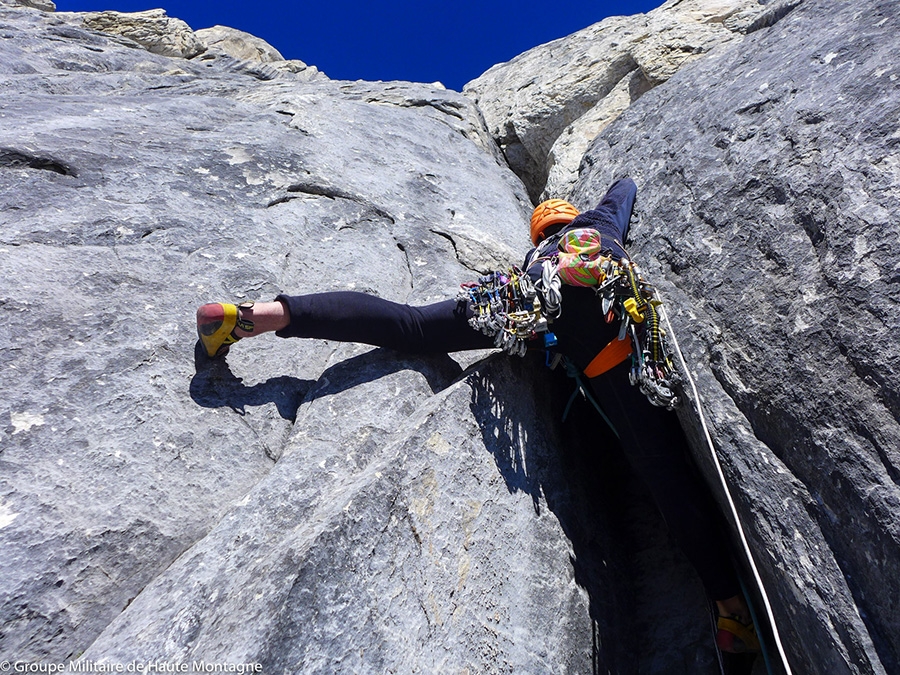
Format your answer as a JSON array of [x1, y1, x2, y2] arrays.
[[623, 297, 645, 323]]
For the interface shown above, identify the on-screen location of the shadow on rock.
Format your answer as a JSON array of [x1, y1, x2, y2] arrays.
[[190, 342, 313, 421], [300, 346, 466, 400], [468, 353, 717, 674], [468, 355, 633, 674], [468, 356, 545, 512], [190, 341, 465, 422]]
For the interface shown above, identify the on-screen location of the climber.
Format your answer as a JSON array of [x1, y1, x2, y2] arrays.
[[196, 177, 760, 656]]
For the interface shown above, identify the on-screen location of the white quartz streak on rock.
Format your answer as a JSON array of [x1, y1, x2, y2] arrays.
[[0, 501, 19, 529]]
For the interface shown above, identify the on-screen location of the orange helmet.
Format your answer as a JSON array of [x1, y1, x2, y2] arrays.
[[530, 199, 579, 245]]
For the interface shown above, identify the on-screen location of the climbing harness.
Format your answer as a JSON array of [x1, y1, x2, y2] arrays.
[[533, 228, 681, 410], [457, 267, 548, 357], [660, 300, 791, 675], [458, 228, 681, 410]]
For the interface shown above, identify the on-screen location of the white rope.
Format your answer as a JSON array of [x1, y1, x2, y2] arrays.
[[659, 300, 793, 675]]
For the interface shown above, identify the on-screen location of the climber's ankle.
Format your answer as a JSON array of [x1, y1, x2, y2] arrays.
[[234, 299, 290, 337]]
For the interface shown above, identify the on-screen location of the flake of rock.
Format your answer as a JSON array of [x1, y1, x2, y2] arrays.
[[80, 9, 205, 59], [194, 25, 286, 64], [13, 0, 54, 10]]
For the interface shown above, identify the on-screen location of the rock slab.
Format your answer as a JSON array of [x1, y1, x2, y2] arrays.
[[465, 0, 804, 201]]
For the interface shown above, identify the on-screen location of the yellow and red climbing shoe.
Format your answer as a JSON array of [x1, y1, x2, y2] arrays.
[[196, 302, 254, 358], [716, 615, 761, 654]]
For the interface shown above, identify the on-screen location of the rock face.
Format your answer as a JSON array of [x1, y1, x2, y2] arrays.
[[566, 0, 900, 673], [2, 0, 899, 674], [80, 9, 206, 59], [464, 0, 804, 202], [1, 4, 663, 674], [15, 0, 54, 11]]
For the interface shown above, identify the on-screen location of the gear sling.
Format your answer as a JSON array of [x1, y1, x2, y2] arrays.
[[458, 184, 680, 410]]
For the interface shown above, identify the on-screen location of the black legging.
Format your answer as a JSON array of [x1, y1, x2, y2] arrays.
[[276, 292, 492, 353]]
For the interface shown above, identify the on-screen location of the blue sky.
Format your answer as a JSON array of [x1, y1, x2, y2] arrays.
[[55, 1, 663, 91]]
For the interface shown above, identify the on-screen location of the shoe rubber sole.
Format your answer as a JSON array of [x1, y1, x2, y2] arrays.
[[197, 303, 239, 358]]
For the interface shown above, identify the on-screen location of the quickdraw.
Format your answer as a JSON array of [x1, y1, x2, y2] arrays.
[[457, 267, 549, 357], [615, 260, 681, 410], [537, 248, 681, 409], [460, 226, 683, 409]]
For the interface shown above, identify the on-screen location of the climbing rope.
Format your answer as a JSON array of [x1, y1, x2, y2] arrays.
[[658, 298, 792, 675]]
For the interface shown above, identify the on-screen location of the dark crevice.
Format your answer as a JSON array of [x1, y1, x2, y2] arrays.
[[736, 97, 780, 116], [519, 54, 640, 201], [286, 182, 355, 200], [741, 0, 805, 35], [0, 149, 77, 177], [267, 182, 395, 223], [429, 228, 484, 275], [796, 210, 826, 248], [429, 228, 460, 260], [399, 98, 465, 121], [394, 240, 414, 293], [266, 195, 293, 207]]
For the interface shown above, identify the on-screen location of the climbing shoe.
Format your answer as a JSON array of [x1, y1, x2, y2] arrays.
[[716, 615, 761, 654], [196, 302, 254, 358]]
